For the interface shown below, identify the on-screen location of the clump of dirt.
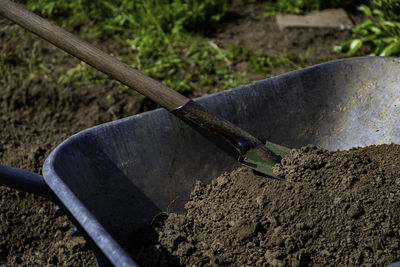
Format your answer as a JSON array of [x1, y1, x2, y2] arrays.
[[155, 144, 400, 266]]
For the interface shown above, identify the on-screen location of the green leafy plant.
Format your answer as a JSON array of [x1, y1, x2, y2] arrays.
[[0, 25, 47, 81], [0, 28, 16, 80], [126, 32, 244, 93], [3, 0, 305, 95], [23, 0, 235, 93], [335, 0, 400, 56], [226, 43, 304, 72], [27, 0, 226, 36], [57, 61, 97, 85]]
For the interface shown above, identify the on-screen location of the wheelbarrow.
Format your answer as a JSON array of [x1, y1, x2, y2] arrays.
[[1, 56, 400, 266]]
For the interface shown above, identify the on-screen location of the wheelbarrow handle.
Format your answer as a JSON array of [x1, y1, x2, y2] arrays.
[[0, 164, 57, 202], [0, 0, 188, 111]]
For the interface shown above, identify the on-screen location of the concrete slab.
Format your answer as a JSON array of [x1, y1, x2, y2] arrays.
[[276, 9, 353, 30]]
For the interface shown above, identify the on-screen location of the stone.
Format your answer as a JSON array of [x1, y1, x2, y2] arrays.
[[276, 9, 353, 31]]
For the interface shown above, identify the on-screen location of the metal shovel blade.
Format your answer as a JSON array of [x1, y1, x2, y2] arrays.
[[172, 100, 290, 179], [242, 141, 291, 180]]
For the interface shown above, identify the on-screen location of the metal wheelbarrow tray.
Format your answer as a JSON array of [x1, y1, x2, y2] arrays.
[[1, 57, 400, 266]]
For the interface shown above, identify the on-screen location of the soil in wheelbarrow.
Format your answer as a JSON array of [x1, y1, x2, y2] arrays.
[[130, 144, 400, 266]]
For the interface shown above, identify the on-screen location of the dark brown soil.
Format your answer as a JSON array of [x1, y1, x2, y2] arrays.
[[0, 10, 154, 266], [210, 3, 367, 79], [0, 2, 373, 266], [0, 78, 149, 266], [156, 144, 400, 266]]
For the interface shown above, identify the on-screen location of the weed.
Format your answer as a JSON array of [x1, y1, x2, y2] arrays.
[[57, 61, 97, 85], [126, 32, 244, 93], [0, 26, 25, 81], [2, 0, 306, 96], [27, 0, 226, 36], [226, 44, 305, 73], [22, 0, 234, 93], [0, 31, 15, 80], [335, 0, 400, 56]]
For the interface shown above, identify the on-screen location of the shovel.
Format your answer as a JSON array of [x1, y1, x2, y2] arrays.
[[0, 0, 291, 178]]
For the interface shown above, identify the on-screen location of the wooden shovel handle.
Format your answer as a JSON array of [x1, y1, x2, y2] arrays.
[[0, 0, 189, 110]]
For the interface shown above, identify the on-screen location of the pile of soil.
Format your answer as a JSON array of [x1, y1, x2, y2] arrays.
[[154, 144, 399, 266]]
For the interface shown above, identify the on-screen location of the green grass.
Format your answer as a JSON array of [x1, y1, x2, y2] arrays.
[[226, 44, 306, 72], [0, 25, 49, 81], [0, 27, 16, 80], [26, 0, 226, 36], [57, 33, 301, 93], [24, 0, 241, 93], [0, 0, 307, 95], [3, 0, 394, 99]]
